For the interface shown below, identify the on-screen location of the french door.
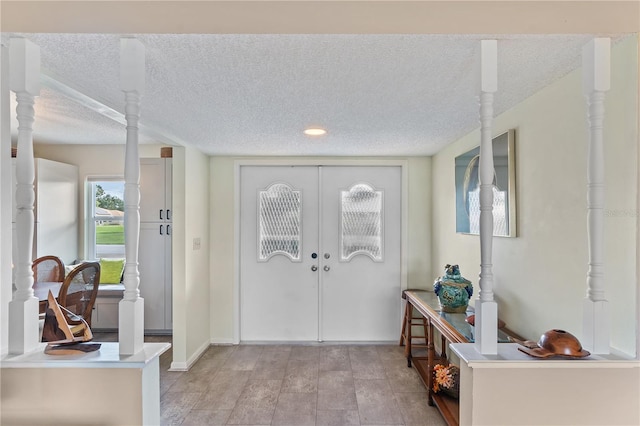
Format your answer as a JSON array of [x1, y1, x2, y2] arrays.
[[240, 165, 401, 341]]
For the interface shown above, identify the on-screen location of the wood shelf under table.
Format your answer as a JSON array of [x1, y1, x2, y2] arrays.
[[413, 357, 459, 426]]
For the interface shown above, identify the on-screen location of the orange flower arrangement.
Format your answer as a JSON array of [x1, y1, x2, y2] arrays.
[[432, 363, 459, 395]]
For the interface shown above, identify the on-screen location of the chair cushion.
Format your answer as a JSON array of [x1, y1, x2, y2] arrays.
[[96, 284, 126, 297], [64, 264, 85, 284], [99, 258, 125, 284]]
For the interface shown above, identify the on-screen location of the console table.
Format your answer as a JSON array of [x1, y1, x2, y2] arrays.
[[402, 290, 521, 426]]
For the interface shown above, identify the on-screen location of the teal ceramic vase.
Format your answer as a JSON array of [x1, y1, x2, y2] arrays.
[[433, 264, 473, 313]]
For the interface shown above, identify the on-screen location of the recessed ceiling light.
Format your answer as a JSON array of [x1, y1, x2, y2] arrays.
[[304, 127, 327, 136]]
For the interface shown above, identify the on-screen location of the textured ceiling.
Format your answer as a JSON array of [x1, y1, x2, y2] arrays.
[[7, 33, 614, 156]]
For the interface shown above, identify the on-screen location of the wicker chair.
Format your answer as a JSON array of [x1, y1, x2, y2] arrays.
[[57, 261, 101, 330], [32, 255, 65, 283]]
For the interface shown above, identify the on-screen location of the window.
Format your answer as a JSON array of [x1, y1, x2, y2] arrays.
[[87, 179, 125, 259], [258, 183, 301, 261], [341, 183, 383, 261]]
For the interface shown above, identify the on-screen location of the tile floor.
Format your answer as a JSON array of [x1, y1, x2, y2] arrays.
[[94, 333, 447, 426]]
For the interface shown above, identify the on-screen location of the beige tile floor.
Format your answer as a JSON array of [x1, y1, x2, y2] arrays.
[[94, 333, 447, 426]]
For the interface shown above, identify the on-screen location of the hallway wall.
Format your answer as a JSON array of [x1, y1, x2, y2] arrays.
[[431, 35, 638, 356]]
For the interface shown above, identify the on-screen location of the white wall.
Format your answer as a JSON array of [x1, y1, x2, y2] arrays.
[[34, 143, 165, 260], [407, 157, 433, 289], [2, 364, 155, 425], [209, 156, 432, 343], [209, 157, 235, 343], [171, 145, 210, 368], [432, 36, 638, 356]]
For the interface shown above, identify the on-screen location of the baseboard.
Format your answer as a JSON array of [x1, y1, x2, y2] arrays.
[[211, 337, 236, 345], [610, 346, 637, 359], [239, 340, 397, 345], [169, 361, 188, 371], [169, 340, 210, 371]]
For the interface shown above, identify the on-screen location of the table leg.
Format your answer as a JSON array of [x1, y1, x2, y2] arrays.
[[405, 303, 413, 367], [427, 321, 435, 406]]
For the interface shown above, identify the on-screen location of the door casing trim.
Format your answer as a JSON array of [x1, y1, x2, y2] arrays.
[[234, 159, 409, 344]]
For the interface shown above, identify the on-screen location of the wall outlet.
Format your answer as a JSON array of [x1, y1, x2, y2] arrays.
[[193, 237, 201, 250]]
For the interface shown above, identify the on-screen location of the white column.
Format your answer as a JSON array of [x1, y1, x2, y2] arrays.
[[1, 37, 13, 355], [8, 38, 40, 354], [119, 38, 145, 355], [475, 40, 498, 355], [582, 38, 610, 354]]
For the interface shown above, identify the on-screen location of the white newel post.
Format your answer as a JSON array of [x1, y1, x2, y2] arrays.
[[1, 38, 10, 356], [119, 38, 145, 355], [475, 40, 498, 355], [8, 38, 40, 354], [582, 38, 610, 354]]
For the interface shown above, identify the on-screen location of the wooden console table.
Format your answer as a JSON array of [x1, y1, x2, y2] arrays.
[[402, 290, 521, 426]]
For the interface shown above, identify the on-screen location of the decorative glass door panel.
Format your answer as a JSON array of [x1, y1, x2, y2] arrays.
[[258, 183, 301, 261], [341, 183, 383, 261]]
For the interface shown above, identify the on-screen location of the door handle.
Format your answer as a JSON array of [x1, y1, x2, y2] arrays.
[[167, 209, 171, 220], [311, 265, 318, 272], [324, 265, 330, 271], [160, 209, 163, 220], [160, 224, 163, 235], [167, 225, 171, 236]]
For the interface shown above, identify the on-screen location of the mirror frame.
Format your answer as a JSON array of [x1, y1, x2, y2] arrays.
[[454, 129, 517, 237]]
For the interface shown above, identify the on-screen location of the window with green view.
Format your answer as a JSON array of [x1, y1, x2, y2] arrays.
[[89, 180, 125, 259]]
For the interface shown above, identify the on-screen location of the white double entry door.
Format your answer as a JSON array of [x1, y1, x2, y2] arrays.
[[240, 165, 402, 342]]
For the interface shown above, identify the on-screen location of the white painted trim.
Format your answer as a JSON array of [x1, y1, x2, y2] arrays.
[[476, 39, 499, 355], [168, 340, 210, 372], [240, 340, 397, 346], [400, 161, 409, 333], [41, 71, 186, 148], [581, 37, 611, 355], [168, 362, 188, 371], [233, 162, 241, 344], [233, 158, 409, 344], [211, 337, 236, 345], [1, 42, 12, 356], [2, 342, 170, 368], [119, 37, 145, 356], [637, 33, 640, 361], [10, 37, 40, 355], [317, 166, 324, 342]]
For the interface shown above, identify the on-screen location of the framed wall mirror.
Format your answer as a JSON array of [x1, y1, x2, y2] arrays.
[[455, 129, 516, 237]]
